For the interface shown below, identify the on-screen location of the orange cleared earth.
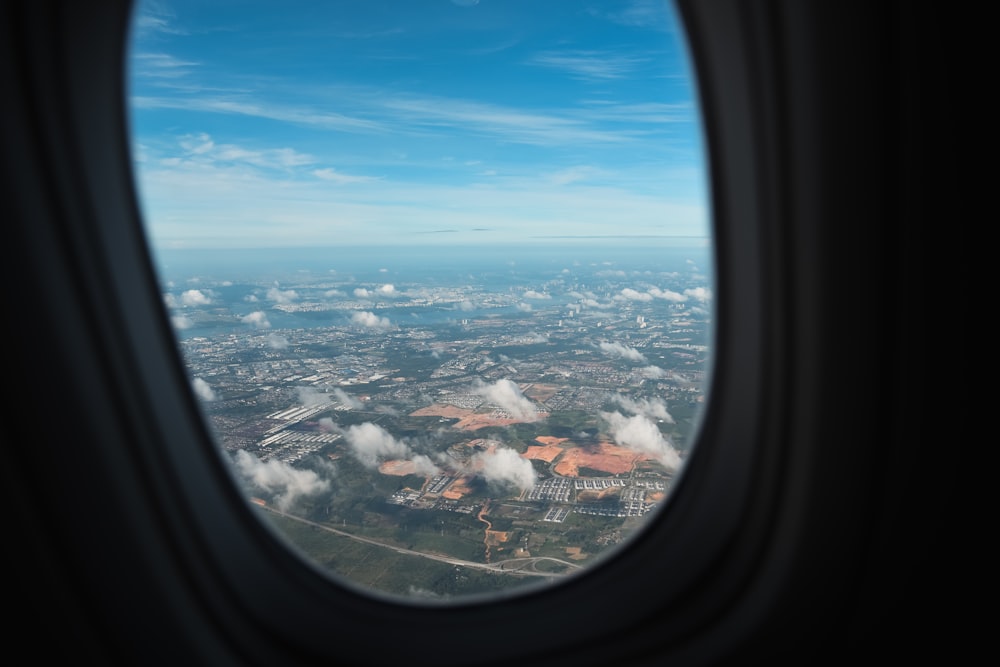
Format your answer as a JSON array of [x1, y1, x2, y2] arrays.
[[453, 414, 524, 430], [378, 459, 422, 476], [524, 444, 564, 462], [535, 435, 568, 446], [409, 404, 473, 419], [485, 530, 510, 546], [441, 477, 474, 499], [409, 403, 541, 431], [553, 442, 651, 476]]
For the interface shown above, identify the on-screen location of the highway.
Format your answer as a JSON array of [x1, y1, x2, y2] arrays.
[[262, 506, 585, 577]]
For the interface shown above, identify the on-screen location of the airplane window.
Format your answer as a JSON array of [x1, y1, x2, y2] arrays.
[[126, 0, 712, 603]]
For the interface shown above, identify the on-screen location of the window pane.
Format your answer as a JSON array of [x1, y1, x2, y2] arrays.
[[127, 0, 712, 603]]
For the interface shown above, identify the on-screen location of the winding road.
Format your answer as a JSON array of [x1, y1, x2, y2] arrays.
[[262, 506, 584, 577]]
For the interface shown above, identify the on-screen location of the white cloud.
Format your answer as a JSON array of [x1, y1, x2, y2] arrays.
[[296, 386, 331, 407], [471, 446, 536, 492], [599, 411, 682, 470], [580, 297, 611, 309], [171, 315, 194, 330], [471, 379, 539, 421], [344, 423, 409, 467], [179, 132, 214, 155], [180, 289, 211, 306], [598, 341, 646, 362], [610, 393, 675, 423], [191, 377, 217, 401], [267, 334, 290, 349], [241, 311, 271, 328], [331, 388, 364, 410], [617, 288, 653, 302], [684, 286, 713, 302], [351, 311, 392, 329], [313, 168, 375, 184], [339, 422, 439, 475], [648, 287, 686, 302], [528, 50, 648, 81], [267, 287, 298, 303], [232, 450, 331, 512]]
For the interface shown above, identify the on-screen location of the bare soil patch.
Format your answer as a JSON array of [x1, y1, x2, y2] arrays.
[[524, 444, 564, 462], [409, 404, 473, 419], [553, 442, 651, 476], [378, 459, 421, 476]]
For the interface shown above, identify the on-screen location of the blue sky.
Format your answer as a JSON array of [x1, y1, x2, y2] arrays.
[[128, 0, 710, 249]]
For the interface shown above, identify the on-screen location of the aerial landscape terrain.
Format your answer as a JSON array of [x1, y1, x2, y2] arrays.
[[159, 242, 712, 599]]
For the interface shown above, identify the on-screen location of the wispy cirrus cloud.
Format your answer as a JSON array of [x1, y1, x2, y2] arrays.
[[528, 50, 648, 80], [131, 95, 385, 133], [313, 168, 378, 184], [131, 53, 199, 78], [588, 0, 673, 30], [380, 95, 637, 146]]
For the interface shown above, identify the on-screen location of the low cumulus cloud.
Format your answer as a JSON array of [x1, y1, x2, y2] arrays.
[[232, 450, 332, 512], [615, 287, 688, 303], [268, 333, 290, 349], [599, 411, 682, 470], [471, 379, 540, 421], [267, 286, 298, 303], [684, 286, 713, 302], [353, 287, 371, 298], [610, 393, 675, 423], [522, 290, 550, 299], [648, 287, 687, 302], [171, 315, 194, 330], [331, 387, 364, 409], [351, 311, 392, 329], [296, 386, 331, 407], [641, 365, 669, 379], [339, 422, 440, 475], [617, 288, 653, 302], [470, 445, 536, 492], [580, 297, 612, 309], [377, 284, 397, 296], [192, 377, 217, 401], [342, 422, 409, 467], [517, 302, 533, 312], [598, 341, 646, 362], [180, 289, 211, 306], [241, 311, 271, 328]]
